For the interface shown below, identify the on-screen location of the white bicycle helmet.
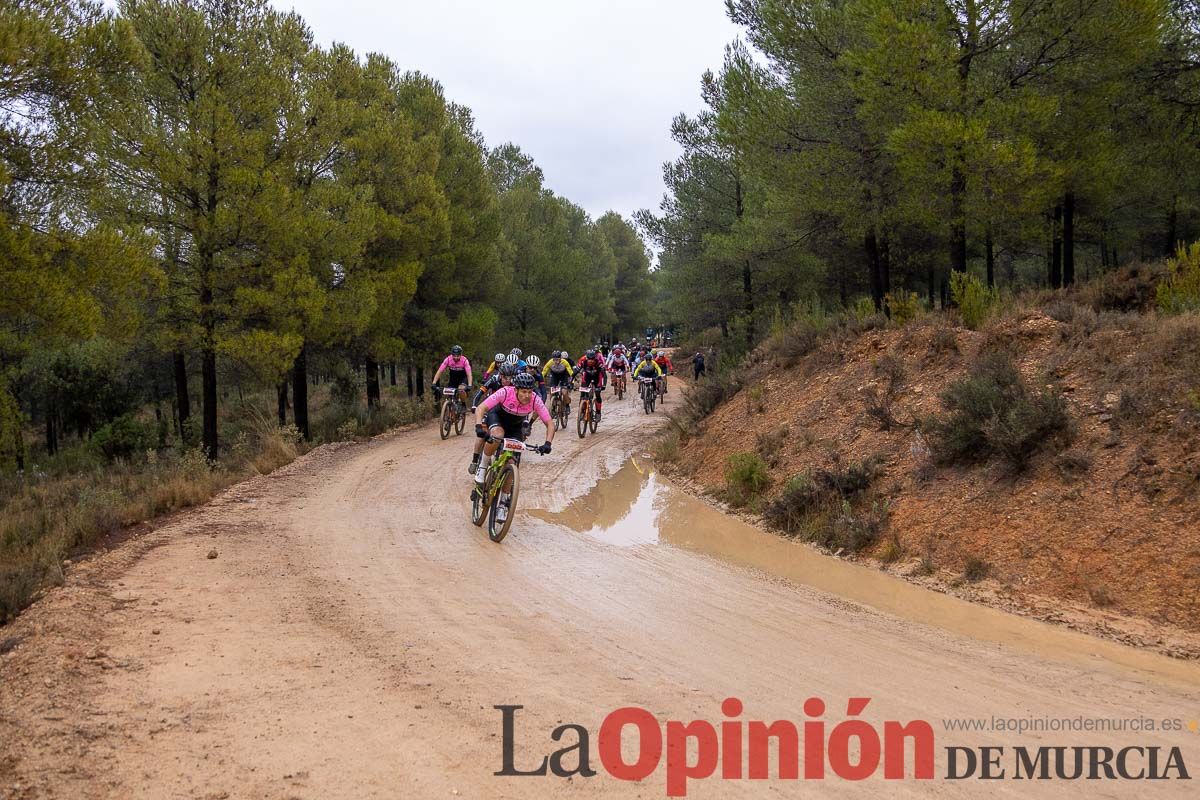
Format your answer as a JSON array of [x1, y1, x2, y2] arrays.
[[504, 353, 521, 366], [526, 354, 541, 368], [493, 352, 505, 364]]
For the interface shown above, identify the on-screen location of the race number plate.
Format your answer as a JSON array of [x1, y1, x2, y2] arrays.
[[502, 438, 526, 452], [442, 387, 456, 396]]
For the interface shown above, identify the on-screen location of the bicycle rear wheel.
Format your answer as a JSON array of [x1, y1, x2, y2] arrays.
[[487, 462, 519, 543], [455, 408, 466, 435]]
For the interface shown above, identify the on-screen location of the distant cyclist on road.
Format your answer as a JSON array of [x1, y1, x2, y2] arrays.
[[524, 354, 546, 402], [483, 352, 506, 381], [575, 349, 608, 422], [433, 346, 473, 408], [638, 352, 667, 398], [542, 350, 574, 411]]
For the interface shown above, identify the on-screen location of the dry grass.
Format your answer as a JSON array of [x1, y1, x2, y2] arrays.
[[1, 392, 435, 623]]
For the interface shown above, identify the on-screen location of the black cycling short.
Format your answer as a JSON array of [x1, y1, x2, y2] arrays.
[[485, 407, 527, 441], [547, 371, 571, 389], [446, 369, 469, 389]]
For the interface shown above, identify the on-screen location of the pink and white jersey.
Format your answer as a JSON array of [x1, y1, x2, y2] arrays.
[[479, 385, 551, 426]]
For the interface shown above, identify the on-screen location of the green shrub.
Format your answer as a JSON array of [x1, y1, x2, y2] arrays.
[[925, 352, 1073, 470], [761, 317, 825, 367], [90, 415, 155, 462], [822, 498, 891, 553], [885, 291, 921, 325], [723, 452, 771, 507], [1156, 242, 1200, 314], [762, 457, 883, 538], [949, 271, 999, 330], [851, 296, 877, 321]]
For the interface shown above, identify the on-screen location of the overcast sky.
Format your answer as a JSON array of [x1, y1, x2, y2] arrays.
[[268, 0, 741, 224]]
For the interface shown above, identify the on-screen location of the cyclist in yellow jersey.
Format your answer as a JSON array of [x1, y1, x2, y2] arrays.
[[542, 350, 575, 410]]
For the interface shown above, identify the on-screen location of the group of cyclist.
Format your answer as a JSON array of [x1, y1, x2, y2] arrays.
[[432, 341, 676, 519]]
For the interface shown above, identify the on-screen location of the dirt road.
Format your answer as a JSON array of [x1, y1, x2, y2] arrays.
[[2, 385, 1199, 799]]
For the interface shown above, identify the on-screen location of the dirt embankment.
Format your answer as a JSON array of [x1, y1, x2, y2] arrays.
[[667, 309, 1200, 653]]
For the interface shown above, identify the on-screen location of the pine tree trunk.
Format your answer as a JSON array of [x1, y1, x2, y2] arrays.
[[173, 351, 190, 439], [366, 359, 380, 408], [46, 409, 57, 456], [389, 362, 396, 387], [292, 344, 310, 442], [742, 260, 755, 349], [1063, 191, 1076, 287], [1166, 194, 1178, 257], [865, 229, 883, 311], [927, 266, 936, 307], [201, 345, 218, 461], [880, 237, 891, 296], [1050, 205, 1063, 289], [406, 364, 414, 397], [985, 227, 995, 288], [949, 162, 968, 275], [277, 381, 288, 427], [416, 363, 425, 398]]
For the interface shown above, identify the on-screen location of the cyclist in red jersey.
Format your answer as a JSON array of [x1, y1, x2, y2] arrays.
[[575, 349, 608, 421]]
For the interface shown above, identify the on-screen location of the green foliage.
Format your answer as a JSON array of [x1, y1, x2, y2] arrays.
[[851, 296, 878, 322], [1156, 242, 1200, 314], [925, 351, 1074, 470], [949, 272, 999, 330], [90, 415, 155, 462], [762, 457, 883, 539], [0, 383, 26, 472], [723, 451, 771, 507], [884, 291, 921, 325]]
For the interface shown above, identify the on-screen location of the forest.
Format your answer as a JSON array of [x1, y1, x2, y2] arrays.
[[0, 0, 654, 468], [638, 0, 1200, 352]]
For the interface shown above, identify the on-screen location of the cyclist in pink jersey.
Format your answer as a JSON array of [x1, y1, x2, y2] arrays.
[[472, 373, 553, 492], [433, 345, 473, 407]]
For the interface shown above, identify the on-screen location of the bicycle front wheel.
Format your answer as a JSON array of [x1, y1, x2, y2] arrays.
[[440, 402, 453, 439], [577, 401, 587, 438], [488, 462, 519, 543]]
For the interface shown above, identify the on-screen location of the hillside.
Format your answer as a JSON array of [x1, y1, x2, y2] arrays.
[[661, 280, 1200, 654]]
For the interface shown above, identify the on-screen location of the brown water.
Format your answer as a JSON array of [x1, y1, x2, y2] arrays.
[[532, 459, 1200, 688]]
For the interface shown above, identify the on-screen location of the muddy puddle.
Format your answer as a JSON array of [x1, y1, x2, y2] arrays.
[[531, 459, 1200, 687]]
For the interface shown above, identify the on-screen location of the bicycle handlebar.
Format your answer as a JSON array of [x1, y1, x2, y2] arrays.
[[484, 435, 550, 454]]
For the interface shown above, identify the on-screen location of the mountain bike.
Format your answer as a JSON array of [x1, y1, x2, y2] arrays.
[[439, 386, 467, 439], [611, 370, 627, 400], [549, 384, 570, 431], [576, 386, 599, 437], [470, 436, 547, 542], [656, 374, 668, 406], [639, 376, 656, 414]]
